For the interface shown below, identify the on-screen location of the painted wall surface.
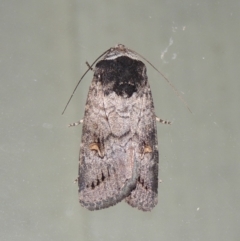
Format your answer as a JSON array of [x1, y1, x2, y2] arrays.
[[1, 1, 239, 240]]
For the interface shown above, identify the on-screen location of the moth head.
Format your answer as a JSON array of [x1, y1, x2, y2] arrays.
[[104, 44, 139, 61]]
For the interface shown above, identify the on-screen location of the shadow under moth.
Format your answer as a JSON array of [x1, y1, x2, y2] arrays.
[[63, 44, 190, 211]]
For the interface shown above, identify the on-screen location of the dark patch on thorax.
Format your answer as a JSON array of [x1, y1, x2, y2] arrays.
[[96, 56, 146, 98]]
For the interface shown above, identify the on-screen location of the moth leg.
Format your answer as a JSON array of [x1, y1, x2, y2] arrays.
[[74, 177, 79, 183], [85, 61, 93, 71], [68, 119, 83, 127], [155, 116, 171, 125]]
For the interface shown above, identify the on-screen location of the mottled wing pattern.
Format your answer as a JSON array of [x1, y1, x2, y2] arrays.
[[78, 68, 139, 210], [125, 81, 158, 211], [78, 49, 159, 211]]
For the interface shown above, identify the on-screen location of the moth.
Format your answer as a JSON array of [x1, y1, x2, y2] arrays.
[[63, 44, 189, 211]]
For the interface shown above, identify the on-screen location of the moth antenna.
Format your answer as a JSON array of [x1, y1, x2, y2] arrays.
[[62, 48, 112, 115], [131, 50, 192, 113]]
